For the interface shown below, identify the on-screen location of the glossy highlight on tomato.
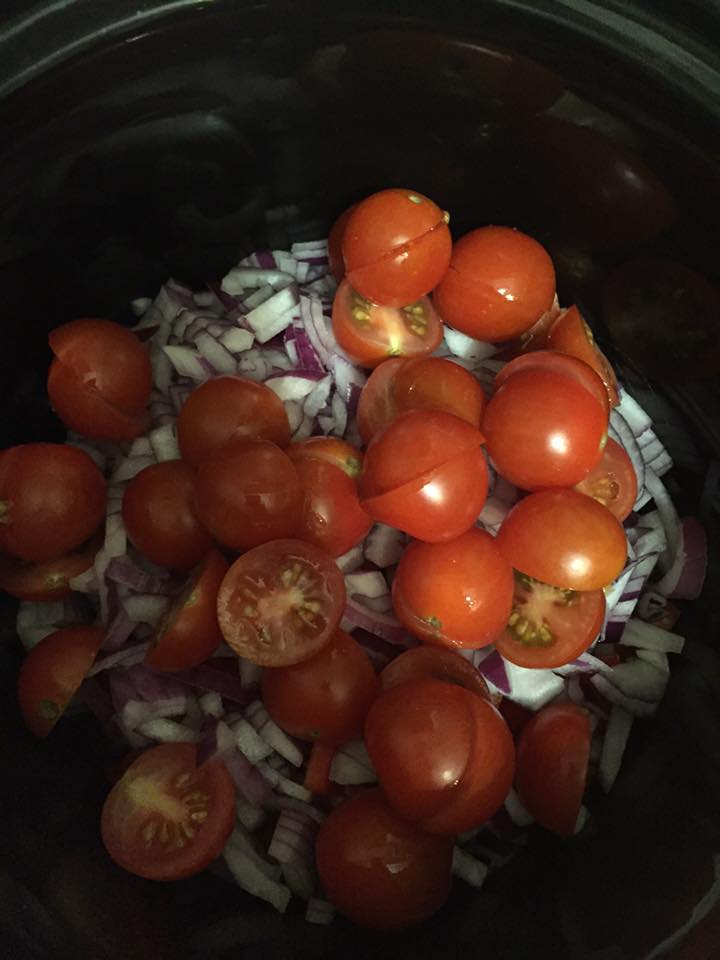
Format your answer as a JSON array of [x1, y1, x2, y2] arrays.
[[494, 349, 610, 416], [293, 457, 372, 558]]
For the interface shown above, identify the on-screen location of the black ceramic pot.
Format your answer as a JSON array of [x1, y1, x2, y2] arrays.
[[0, 3, 718, 959]]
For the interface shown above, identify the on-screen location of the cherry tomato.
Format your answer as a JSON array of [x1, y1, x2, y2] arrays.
[[494, 349, 610, 416], [380, 646, 491, 701], [356, 358, 406, 444], [328, 204, 355, 282], [261, 629, 378, 743], [495, 489, 627, 590], [0, 535, 100, 601], [287, 436, 363, 478], [332, 279, 443, 368], [496, 574, 606, 669], [361, 445, 489, 543], [101, 743, 235, 880], [17, 625, 104, 736], [145, 549, 228, 671], [177, 375, 291, 467], [546, 305, 619, 406], [574, 437, 637, 521], [392, 356, 485, 426], [217, 539, 346, 666], [194, 439, 302, 552], [48, 318, 152, 441], [433, 227, 556, 341], [483, 368, 608, 490], [515, 704, 591, 836], [122, 460, 213, 570], [303, 741, 335, 795], [293, 458, 372, 558], [342, 188, 452, 307], [392, 529, 513, 649], [0, 444, 105, 562], [359, 409, 484, 499], [315, 788, 453, 930]]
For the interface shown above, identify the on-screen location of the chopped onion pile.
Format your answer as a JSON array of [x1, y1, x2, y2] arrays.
[[15, 238, 706, 919]]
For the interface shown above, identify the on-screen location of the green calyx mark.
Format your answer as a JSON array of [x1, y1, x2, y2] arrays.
[[424, 615, 442, 631], [184, 589, 199, 608], [38, 699, 61, 721], [344, 457, 361, 479]]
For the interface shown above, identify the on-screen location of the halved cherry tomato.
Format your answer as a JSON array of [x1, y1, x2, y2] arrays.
[[342, 188, 452, 307], [495, 489, 627, 590], [328, 204, 356, 282], [380, 646, 490, 702], [315, 788, 453, 930], [17, 625, 104, 736], [361, 445, 489, 543], [392, 529, 513, 649], [518, 300, 561, 351], [217, 539, 346, 666], [496, 574, 606, 668], [293, 458, 372, 558], [332, 279, 443, 368], [145, 549, 228, 671], [575, 437, 637, 521], [483, 368, 608, 490], [122, 460, 213, 570], [177, 375, 291, 467], [48, 318, 152, 441], [101, 743, 235, 880], [287, 436, 363, 478], [433, 226, 556, 341], [356, 358, 406, 443], [303, 741, 335, 795], [0, 534, 101, 601], [516, 704, 591, 836], [493, 349, 610, 416], [547, 305, 619, 406], [392, 356, 485, 426], [194, 439, 302, 552], [359, 408, 484, 499], [0, 443, 105, 562], [262, 629, 378, 743]]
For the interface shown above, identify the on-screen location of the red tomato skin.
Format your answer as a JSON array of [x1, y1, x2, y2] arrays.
[[392, 528, 514, 649], [495, 489, 628, 591], [17, 626, 104, 736], [356, 358, 406, 443], [483, 368, 608, 490], [194, 439, 302, 552], [294, 458, 372, 558], [574, 437, 637, 521], [392, 356, 486, 428], [0, 536, 100, 601], [433, 227, 556, 341], [286, 437, 363, 479], [122, 460, 214, 570], [177, 375, 291, 467], [328, 204, 355, 281], [516, 704, 591, 836], [361, 445, 489, 543], [315, 788, 453, 930], [494, 349, 610, 416], [0, 443, 106, 562], [547, 305, 619, 406], [380, 645, 491, 702]]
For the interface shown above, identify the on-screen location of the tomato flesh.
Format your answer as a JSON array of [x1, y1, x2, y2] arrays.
[[0, 535, 100, 601], [547, 305, 619, 406], [574, 437, 637, 521]]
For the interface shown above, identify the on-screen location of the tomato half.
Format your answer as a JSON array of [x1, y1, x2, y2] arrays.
[[145, 549, 228, 671], [328, 204, 355, 282], [342, 188, 452, 307], [515, 704, 591, 836], [332, 279, 443, 368], [101, 743, 235, 880], [392, 356, 486, 427], [17, 625, 104, 736], [433, 226, 556, 341], [392, 528, 513, 649], [493, 349, 610, 416], [574, 437, 637, 521], [0, 534, 101, 601], [547, 305, 619, 406], [380, 646, 490, 701], [177, 375, 291, 467], [496, 574, 606, 668], [122, 460, 214, 570], [356, 358, 406, 444], [361, 445, 489, 543], [293, 457, 372, 558], [303, 741, 335, 795], [315, 788, 453, 930], [483, 367, 608, 490], [287, 436, 363, 478], [48, 318, 152, 441], [495, 489, 627, 590], [261, 628, 378, 743], [0, 443, 105, 562], [359, 408, 484, 499], [217, 539, 346, 666], [194, 439, 302, 552]]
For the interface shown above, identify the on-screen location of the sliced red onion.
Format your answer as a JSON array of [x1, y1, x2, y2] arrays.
[[292, 414, 314, 441], [326, 391, 347, 437], [290, 321, 325, 373], [17, 624, 57, 651], [452, 848, 489, 888], [224, 831, 291, 912], [106, 556, 170, 595], [609, 408, 646, 504], [303, 375, 333, 418], [199, 691, 223, 719], [194, 331, 237, 374], [218, 326, 254, 354], [598, 705, 633, 793], [131, 296, 153, 317], [16, 599, 70, 630], [363, 523, 405, 568], [503, 787, 535, 826], [268, 809, 316, 865], [620, 618, 685, 654], [102, 606, 138, 652], [238, 658, 262, 689], [335, 544, 364, 574], [306, 898, 335, 926], [244, 287, 299, 344], [162, 344, 215, 381], [589, 673, 657, 717], [256, 761, 312, 802], [477, 649, 511, 695], [110, 455, 154, 484], [607, 658, 668, 702], [136, 717, 198, 743], [127, 436, 153, 458], [328, 353, 367, 405], [443, 326, 499, 362], [246, 701, 304, 767], [221, 266, 294, 295], [503, 660, 565, 710], [232, 717, 274, 764], [635, 648, 670, 673], [87, 641, 152, 677], [236, 797, 267, 832], [353, 629, 403, 670], [237, 348, 270, 382], [553, 652, 613, 677], [342, 597, 408, 645], [281, 858, 316, 902], [305, 293, 343, 363], [477, 494, 515, 534], [159, 662, 252, 704], [329, 740, 377, 785], [221, 748, 274, 806], [344, 569, 389, 600], [656, 515, 707, 600], [616, 387, 653, 436], [265, 370, 326, 402]]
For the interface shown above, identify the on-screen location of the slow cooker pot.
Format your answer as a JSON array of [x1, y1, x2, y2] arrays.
[[0, 2, 718, 958]]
